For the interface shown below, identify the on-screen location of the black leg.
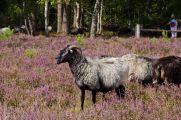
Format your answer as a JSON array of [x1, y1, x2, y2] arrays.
[[81, 89, 85, 110], [119, 85, 125, 98], [92, 91, 96, 104], [102, 92, 105, 100], [115, 88, 121, 99], [154, 84, 159, 92], [116, 85, 125, 99]]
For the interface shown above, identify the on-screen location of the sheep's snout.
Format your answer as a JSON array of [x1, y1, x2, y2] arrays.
[[56, 58, 62, 64], [56, 52, 70, 64], [55, 55, 62, 64]]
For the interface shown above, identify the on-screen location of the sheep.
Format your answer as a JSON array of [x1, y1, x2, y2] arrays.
[[152, 56, 181, 85], [56, 45, 129, 110], [120, 54, 155, 84], [100, 54, 155, 84]]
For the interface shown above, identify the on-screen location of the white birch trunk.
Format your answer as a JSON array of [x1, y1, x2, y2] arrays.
[[24, 18, 30, 35], [57, 0, 62, 33], [44, 0, 49, 36], [73, 2, 80, 29], [62, 5, 67, 33], [135, 24, 140, 38], [90, 0, 102, 38], [98, 0, 103, 34]]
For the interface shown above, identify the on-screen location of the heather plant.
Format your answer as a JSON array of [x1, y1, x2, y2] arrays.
[[24, 47, 38, 58], [0, 34, 181, 119], [0, 27, 14, 41], [0, 88, 5, 103]]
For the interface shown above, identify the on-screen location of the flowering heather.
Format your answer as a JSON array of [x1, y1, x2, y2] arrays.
[[0, 34, 181, 119]]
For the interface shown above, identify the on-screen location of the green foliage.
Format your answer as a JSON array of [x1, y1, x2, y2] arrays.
[[161, 30, 170, 42], [102, 31, 117, 37], [150, 37, 157, 43], [37, 0, 57, 6], [0, 27, 14, 41], [24, 47, 38, 58], [139, 91, 152, 103], [162, 30, 168, 38], [75, 34, 85, 45], [1, 0, 181, 36], [8, 4, 21, 17]]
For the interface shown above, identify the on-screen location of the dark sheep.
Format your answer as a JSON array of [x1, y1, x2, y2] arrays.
[[152, 56, 181, 85]]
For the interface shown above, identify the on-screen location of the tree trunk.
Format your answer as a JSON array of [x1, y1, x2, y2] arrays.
[[62, 4, 67, 33], [79, 5, 83, 28], [28, 16, 33, 35], [97, 0, 103, 34], [90, 0, 103, 38], [24, 18, 30, 35], [31, 12, 36, 35], [73, 2, 80, 29], [23, 1, 30, 35], [61, 3, 71, 34], [57, 0, 63, 33], [27, 13, 36, 36], [44, 0, 49, 37]]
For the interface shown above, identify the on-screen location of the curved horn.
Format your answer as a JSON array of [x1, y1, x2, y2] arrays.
[[69, 45, 82, 54]]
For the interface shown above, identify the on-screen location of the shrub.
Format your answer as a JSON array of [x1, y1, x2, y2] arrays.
[[75, 34, 85, 45], [0, 27, 14, 41], [161, 30, 170, 42], [150, 37, 157, 43], [24, 47, 38, 58]]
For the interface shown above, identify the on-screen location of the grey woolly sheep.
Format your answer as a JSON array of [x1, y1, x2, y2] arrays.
[[152, 56, 181, 85], [56, 45, 129, 110], [99, 53, 155, 84], [120, 54, 154, 84]]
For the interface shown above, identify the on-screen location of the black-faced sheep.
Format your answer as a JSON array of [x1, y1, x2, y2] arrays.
[[56, 45, 129, 110], [152, 56, 181, 85]]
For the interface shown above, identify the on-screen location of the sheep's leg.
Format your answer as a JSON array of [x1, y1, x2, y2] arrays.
[[81, 89, 85, 110], [119, 85, 125, 98], [102, 92, 105, 99], [115, 88, 120, 99], [92, 91, 96, 104], [116, 85, 125, 99], [164, 77, 169, 85]]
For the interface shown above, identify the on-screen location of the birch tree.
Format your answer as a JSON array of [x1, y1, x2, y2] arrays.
[[97, 0, 103, 34], [23, 0, 36, 35], [57, 0, 62, 33], [90, 0, 103, 38], [57, 0, 71, 34], [44, 0, 49, 36], [73, 2, 80, 29]]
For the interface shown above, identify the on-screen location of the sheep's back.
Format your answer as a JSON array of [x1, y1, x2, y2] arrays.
[[79, 57, 129, 91], [120, 54, 153, 83], [96, 60, 129, 89]]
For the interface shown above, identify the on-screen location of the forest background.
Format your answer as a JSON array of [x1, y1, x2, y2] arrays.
[[1, 0, 181, 37]]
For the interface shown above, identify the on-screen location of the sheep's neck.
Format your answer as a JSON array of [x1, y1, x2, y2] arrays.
[[68, 54, 87, 75]]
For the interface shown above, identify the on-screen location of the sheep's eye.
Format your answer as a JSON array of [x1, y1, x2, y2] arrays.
[[69, 49, 73, 53]]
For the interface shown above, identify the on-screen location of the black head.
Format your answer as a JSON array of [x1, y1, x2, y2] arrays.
[[56, 45, 82, 64]]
